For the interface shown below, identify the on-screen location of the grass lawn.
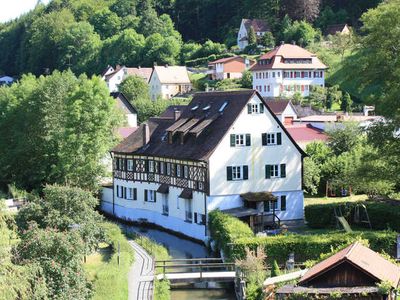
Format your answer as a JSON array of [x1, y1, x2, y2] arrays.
[[304, 194, 368, 206], [84, 222, 135, 300]]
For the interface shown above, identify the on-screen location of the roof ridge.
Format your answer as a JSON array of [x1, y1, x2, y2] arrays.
[[344, 241, 359, 259]]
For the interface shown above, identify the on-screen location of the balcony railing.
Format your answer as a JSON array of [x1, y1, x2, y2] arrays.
[[162, 205, 169, 215], [185, 211, 193, 222]]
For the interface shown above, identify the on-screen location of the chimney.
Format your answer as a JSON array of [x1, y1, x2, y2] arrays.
[[280, 41, 285, 45], [174, 109, 181, 121], [142, 123, 150, 145], [292, 40, 296, 45], [165, 64, 169, 68]]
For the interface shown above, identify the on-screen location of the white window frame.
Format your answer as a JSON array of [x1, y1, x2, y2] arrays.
[[149, 160, 155, 173], [183, 165, 189, 178], [176, 165, 182, 177], [166, 163, 171, 175], [269, 199, 278, 210], [198, 181, 204, 190], [160, 162, 165, 174], [235, 134, 245, 146], [267, 133, 276, 145], [270, 164, 279, 178], [251, 104, 259, 114], [127, 188, 134, 200], [127, 159, 134, 171], [147, 190, 156, 202], [232, 166, 243, 180]]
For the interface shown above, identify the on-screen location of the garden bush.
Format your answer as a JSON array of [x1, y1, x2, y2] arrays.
[[305, 200, 400, 231], [229, 230, 397, 264], [208, 210, 254, 259]]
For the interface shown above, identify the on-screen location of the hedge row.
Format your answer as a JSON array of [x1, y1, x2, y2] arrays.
[[185, 53, 236, 67], [305, 200, 400, 231], [208, 210, 254, 259], [229, 230, 397, 264]]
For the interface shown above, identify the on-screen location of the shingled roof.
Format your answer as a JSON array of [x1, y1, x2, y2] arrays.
[[112, 90, 305, 160], [243, 19, 270, 33], [299, 242, 400, 288], [325, 24, 349, 36]]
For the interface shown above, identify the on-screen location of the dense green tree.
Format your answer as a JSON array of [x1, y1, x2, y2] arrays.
[[0, 71, 122, 191], [283, 20, 320, 46], [282, 0, 321, 22], [110, 0, 137, 17], [119, 75, 150, 103], [303, 157, 321, 195], [13, 225, 92, 300], [241, 70, 253, 89], [305, 141, 332, 165], [142, 33, 181, 66], [260, 32, 275, 48], [271, 260, 281, 277], [180, 42, 202, 62], [308, 85, 326, 108], [326, 122, 362, 156], [341, 92, 352, 112], [248, 26, 257, 45], [89, 9, 121, 39], [326, 85, 342, 110]]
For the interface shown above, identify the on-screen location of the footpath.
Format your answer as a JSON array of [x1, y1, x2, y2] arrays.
[[128, 240, 155, 300]]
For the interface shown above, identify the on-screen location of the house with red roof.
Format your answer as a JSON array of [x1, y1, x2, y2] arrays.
[[207, 56, 256, 80], [237, 19, 271, 50], [285, 124, 328, 149], [266, 100, 298, 126], [250, 43, 327, 98]]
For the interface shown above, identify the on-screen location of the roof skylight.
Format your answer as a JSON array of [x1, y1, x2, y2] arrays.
[[219, 101, 228, 113]]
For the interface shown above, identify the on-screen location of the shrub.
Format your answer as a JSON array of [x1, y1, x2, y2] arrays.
[[229, 230, 396, 264], [271, 260, 281, 277], [208, 210, 254, 260]]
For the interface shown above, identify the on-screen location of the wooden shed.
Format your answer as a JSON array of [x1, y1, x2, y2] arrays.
[[276, 242, 400, 299]]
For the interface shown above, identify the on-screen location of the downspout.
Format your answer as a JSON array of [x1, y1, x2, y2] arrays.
[[205, 160, 210, 238], [110, 151, 115, 216]]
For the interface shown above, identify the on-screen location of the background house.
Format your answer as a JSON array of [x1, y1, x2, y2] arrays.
[[266, 100, 298, 126], [110, 92, 138, 128], [103, 65, 152, 92], [207, 56, 255, 80], [325, 23, 351, 36], [237, 19, 270, 50], [0, 75, 14, 85], [149, 65, 192, 100], [251, 43, 327, 98]]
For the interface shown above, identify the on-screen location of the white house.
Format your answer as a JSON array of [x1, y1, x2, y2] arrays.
[[110, 92, 138, 128], [0, 76, 14, 86], [102, 90, 305, 241], [149, 66, 192, 100], [251, 43, 327, 98], [207, 56, 256, 80], [266, 100, 298, 126], [103, 65, 153, 92], [237, 19, 270, 50]]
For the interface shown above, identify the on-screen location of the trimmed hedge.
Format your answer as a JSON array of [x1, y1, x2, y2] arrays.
[[230, 230, 397, 264], [305, 200, 400, 231], [208, 210, 254, 259]]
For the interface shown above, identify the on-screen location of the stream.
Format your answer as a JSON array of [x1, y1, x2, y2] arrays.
[[121, 224, 236, 300]]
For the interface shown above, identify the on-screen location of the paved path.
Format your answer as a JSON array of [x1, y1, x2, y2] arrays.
[[128, 241, 154, 300]]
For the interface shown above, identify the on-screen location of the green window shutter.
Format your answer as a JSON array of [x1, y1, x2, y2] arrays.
[[123, 187, 127, 199], [194, 213, 198, 224], [145, 160, 149, 172], [134, 188, 137, 200], [247, 104, 252, 114], [144, 189, 148, 202], [154, 191, 157, 202], [261, 133, 267, 146], [124, 159, 127, 171], [230, 134, 236, 147], [243, 165, 249, 180], [281, 195, 286, 211], [277, 132, 282, 145], [280, 164, 286, 178], [265, 165, 271, 179], [264, 201, 270, 212], [245, 134, 251, 146], [259, 103, 264, 113], [227, 166, 233, 181]]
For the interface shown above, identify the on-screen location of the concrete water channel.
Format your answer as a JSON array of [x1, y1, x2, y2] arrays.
[[121, 224, 236, 300]]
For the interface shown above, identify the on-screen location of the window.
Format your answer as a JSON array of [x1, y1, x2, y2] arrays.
[[176, 197, 180, 209], [148, 160, 154, 173], [227, 165, 249, 181], [262, 132, 282, 146], [230, 134, 251, 147], [267, 85, 270, 92], [294, 71, 301, 78], [303, 72, 309, 78], [281, 195, 286, 211], [176, 164, 182, 177], [247, 103, 264, 114], [264, 199, 278, 212], [144, 190, 156, 202], [272, 72, 275, 78], [198, 181, 204, 190], [162, 197, 169, 215], [127, 159, 134, 171], [166, 163, 171, 175], [185, 199, 193, 222], [183, 165, 189, 178], [265, 164, 286, 179], [194, 213, 206, 225], [154, 161, 159, 173], [160, 162, 165, 174], [127, 188, 137, 200]]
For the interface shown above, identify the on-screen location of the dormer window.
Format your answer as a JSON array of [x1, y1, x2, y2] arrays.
[[203, 104, 211, 111], [219, 101, 228, 113]]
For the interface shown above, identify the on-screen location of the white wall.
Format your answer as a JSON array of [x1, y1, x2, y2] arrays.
[[237, 21, 248, 50], [126, 113, 138, 128], [106, 69, 125, 92]]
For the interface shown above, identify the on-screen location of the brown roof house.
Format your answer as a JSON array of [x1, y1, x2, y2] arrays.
[[149, 66, 192, 100], [325, 24, 351, 36], [237, 19, 271, 50], [101, 90, 306, 241], [207, 56, 256, 80], [277, 242, 400, 299]]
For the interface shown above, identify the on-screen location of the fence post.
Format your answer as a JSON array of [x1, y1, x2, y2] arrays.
[[163, 261, 166, 276]]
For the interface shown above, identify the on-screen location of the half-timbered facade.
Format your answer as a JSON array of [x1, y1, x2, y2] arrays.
[[104, 90, 305, 241]]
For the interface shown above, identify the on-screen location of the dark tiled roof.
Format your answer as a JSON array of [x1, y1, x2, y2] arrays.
[[159, 105, 187, 119], [179, 188, 193, 199], [112, 90, 306, 160], [325, 24, 348, 36], [110, 92, 137, 114], [243, 19, 270, 33], [266, 100, 291, 114]]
